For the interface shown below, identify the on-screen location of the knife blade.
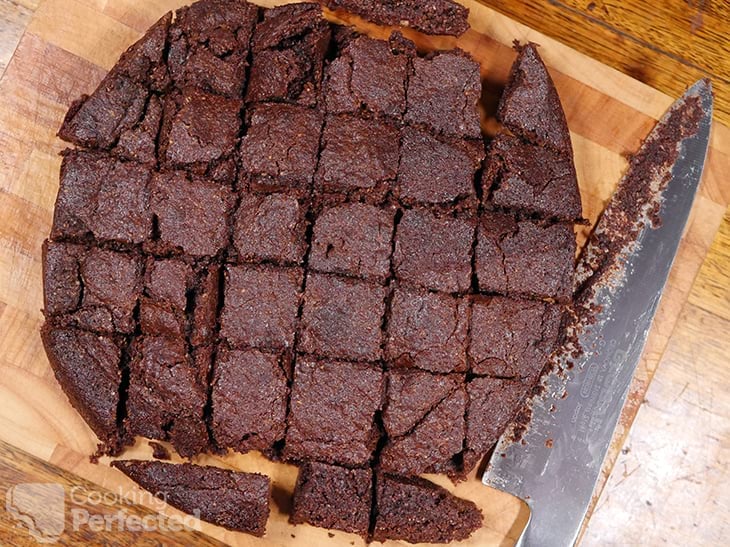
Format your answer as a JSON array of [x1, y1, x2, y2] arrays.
[[482, 79, 714, 547]]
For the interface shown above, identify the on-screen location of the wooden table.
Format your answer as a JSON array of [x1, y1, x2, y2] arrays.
[[0, 1, 727, 545]]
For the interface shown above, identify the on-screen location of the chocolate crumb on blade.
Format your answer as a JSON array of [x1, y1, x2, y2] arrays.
[[111, 460, 270, 536], [322, 0, 471, 36]]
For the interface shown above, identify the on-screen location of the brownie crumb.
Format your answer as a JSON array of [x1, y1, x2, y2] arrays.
[[148, 441, 171, 460]]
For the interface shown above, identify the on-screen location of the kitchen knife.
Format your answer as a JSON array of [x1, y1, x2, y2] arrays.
[[482, 79, 714, 547]]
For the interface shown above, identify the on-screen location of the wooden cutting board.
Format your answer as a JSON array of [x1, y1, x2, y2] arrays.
[[0, 0, 728, 545]]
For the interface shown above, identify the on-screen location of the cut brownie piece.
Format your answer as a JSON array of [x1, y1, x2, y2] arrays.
[[139, 258, 194, 338], [58, 13, 170, 149], [125, 336, 209, 458], [232, 192, 309, 266], [290, 462, 372, 537], [385, 287, 469, 373], [240, 103, 324, 196], [167, 0, 258, 97], [475, 211, 575, 301], [483, 133, 581, 221], [211, 348, 288, 453], [219, 265, 303, 351], [40, 325, 123, 455], [285, 358, 384, 466], [324, 33, 413, 119], [463, 377, 529, 475], [299, 273, 386, 361], [315, 114, 400, 202], [498, 43, 573, 154], [111, 460, 270, 536], [379, 384, 466, 476], [469, 296, 562, 383], [324, 0, 471, 36], [406, 50, 482, 140], [52, 150, 152, 245], [149, 170, 235, 258], [42, 241, 142, 335], [189, 264, 220, 349], [372, 474, 483, 543], [393, 208, 475, 293], [397, 127, 483, 206], [113, 95, 162, 165], [247, 2, 331, 106], [309, 202, 395, 283]]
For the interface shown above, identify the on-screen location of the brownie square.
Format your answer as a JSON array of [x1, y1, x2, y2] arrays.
[[475, 211, 575, 301], [149, 170, 235, 258], [397, 127, 483, 206], [406, 50, 482, 139], [309, 202, 395, 283], [211, 348, 288, 453], [284, 358, 384, 466], [324, 33, 413, 118], [315, 114, 400, 202], [52, 150, 153, 245], [393, 208, 475, 293], [469, 296, 562, 383], [125, 336, 209, 458], [139, 258, 195, 338], [240, 104, 324, 196], [385, 287, 469, 373], [220, 265, 303, 351], [299, 273, 386, 361], [290, 462, 372, 537], [42, 241, 142, 335], [114, 96, 162, 165], [232, 192, 308, 265], [246, 3, 331, 106], [483, 133, 581, 221]]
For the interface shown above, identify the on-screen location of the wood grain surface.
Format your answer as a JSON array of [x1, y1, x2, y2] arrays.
[[0, 0, 728, 545]]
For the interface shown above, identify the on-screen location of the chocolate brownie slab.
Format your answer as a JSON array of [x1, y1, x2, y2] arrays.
[[284, 358, 384, 467], [211, 348, 288, 453], [469, 296, 562, 383], [385, 287, 469, 373], [483, 133, 581, 221], [372, 473, 483, 543], [111, 460, 270, 536], [52, 150, 153, 245], [290, 462, 372, 537], [392, 208, 475, 293], [220, 265, 303, 351], [299, 273, 386, 361], [247, 3, 331, 106], [309, 202, 395, 283], [41, 325, 123, 455], [475, 211, 575, 301]]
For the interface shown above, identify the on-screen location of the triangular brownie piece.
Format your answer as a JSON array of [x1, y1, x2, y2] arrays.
[[111, 460, 271, 536]]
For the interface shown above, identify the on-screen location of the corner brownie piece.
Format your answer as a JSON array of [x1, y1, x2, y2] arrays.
[[247, 3, 331, 106], [232, 192, 309, 266], [309, 202, 395, 283], [393, 208, 475, 293], [299, 273, 386, 361], [240, 103, 324, 196], [220, 265, 303, 351], [406, 50, 482, 139], [372, 474, 483, 543], [469, 296, 562, 383], [385, 287, 469, 373], [290, 462, 372, 537], [52, 150, 152, 245], [211, 348, 288, 453], [475, 211, 575, 301], [111, 460, 270, 536], [483, 133, 581, 221], [315, 115, 400, 202], [285, 358, 384, 466], [324, 33, 413, 119], [149, 170, 235, 258], [397, 127, 483, 206]]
